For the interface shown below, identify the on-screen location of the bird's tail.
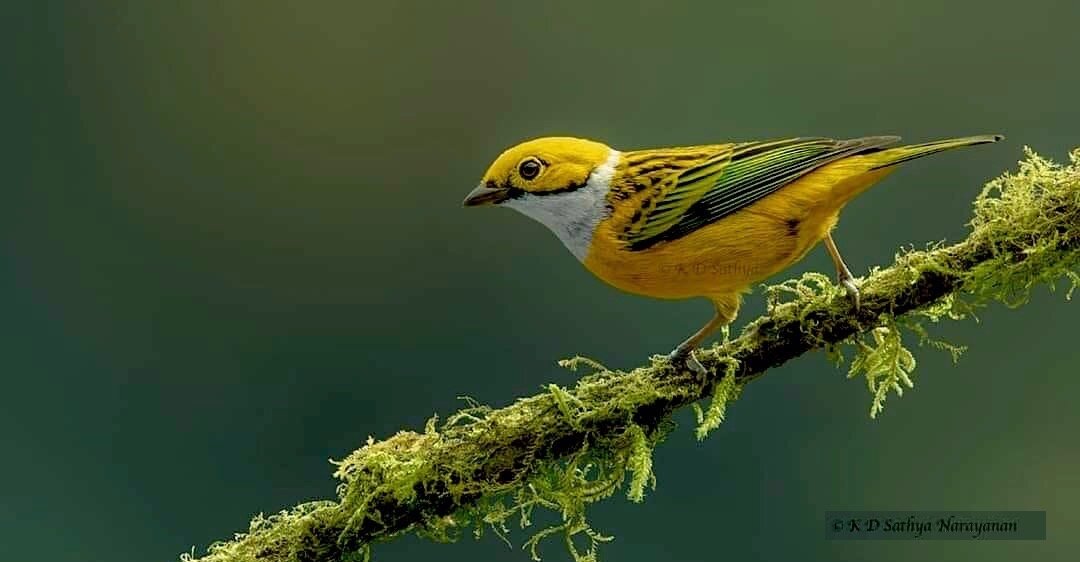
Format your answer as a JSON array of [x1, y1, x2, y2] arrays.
[[867, 134, 1005, 170], [823, 133, 1004, 208]]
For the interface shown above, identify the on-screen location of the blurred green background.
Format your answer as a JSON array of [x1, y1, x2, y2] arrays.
[[4, 1, 1078, 561]]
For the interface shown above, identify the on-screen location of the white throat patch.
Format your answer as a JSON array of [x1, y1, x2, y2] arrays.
[[503, 149, 621, 262]]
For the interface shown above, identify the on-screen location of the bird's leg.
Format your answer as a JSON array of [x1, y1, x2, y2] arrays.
[[823, 232, 859, 309], [668, 297, 739, 375]]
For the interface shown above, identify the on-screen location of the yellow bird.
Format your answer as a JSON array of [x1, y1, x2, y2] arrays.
[[464, 134, 1003, 372]]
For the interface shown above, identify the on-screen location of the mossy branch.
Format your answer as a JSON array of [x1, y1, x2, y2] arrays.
[[185, 147, 1079, 562]]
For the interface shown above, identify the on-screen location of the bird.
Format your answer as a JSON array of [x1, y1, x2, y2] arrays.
[[463, 133, 1003, 373]]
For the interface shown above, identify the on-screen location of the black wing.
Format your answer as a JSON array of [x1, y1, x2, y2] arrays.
[[624, 136, 899, 251]]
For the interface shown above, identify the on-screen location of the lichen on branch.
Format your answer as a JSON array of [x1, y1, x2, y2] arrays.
[[184, 147, 1079, 562]]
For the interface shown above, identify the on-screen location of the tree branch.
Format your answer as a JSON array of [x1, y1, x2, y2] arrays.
[[185, 148, 1079, 562]]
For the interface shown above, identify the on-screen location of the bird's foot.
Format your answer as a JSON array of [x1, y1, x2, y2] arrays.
[[668, 348, 706, 375], [839, 274, 860, 310]]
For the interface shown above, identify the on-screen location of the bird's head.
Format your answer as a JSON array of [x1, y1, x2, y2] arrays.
[[463, 137, 620, 261], [463, 137, 614, 207]]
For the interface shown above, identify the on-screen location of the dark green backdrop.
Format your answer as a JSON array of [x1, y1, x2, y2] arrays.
[[4, 2, 1077, 561]]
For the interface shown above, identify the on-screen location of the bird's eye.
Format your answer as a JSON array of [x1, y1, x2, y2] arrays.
[[518, 158, 542, 180]]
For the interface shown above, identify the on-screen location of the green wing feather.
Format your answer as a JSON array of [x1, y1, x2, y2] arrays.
[[621, 136, 900, 250], [620, 150, 735, 243]]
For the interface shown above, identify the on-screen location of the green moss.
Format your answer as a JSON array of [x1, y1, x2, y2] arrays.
[[407, 410, 666, 561], [692, 359, 742, 440], [822, 147, 1080, 418], [966, 148, 1080, 305], [181, 501, 344, 562], [185, 148, 1078, 562]]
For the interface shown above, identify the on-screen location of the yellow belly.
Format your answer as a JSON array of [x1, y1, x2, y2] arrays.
[[582, 163, 894, 301]]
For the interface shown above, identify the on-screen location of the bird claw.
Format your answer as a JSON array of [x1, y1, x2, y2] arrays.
[[840, 276, 860, 310], [668, 348, 707, 375]]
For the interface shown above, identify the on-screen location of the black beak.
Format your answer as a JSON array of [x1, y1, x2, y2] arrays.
[[462, 184, 510, 207]]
